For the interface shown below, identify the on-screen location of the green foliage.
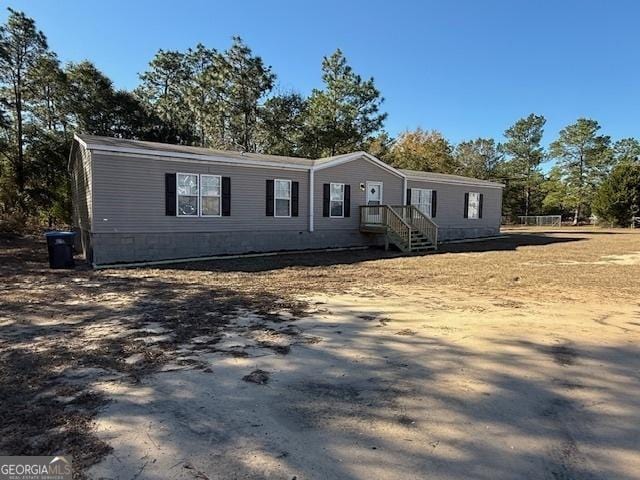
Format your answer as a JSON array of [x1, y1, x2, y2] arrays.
[[257, 92, 308, 156], [135, 49, 194, 143], [136, 37, 274, 151], [500, 114, 546, 216], [364, 131, 393, 162], [613, 138, 640, 164], [549, 118, 612, 223], [63, 61, 155, 139], [23, 126, 70, 225], [0, 7, 48, 196], [0, 8, 155, 225], [388, 128, 458, 173], [24, 52, 69, 131], [454, 138, 502, 179], [182, 44, 224, 147], [302, 49, 386, 157], [592, 162, 640, 226], [541, 166, 573, 216], [3, 7, 640, 233], [224, 37, 275, 152]]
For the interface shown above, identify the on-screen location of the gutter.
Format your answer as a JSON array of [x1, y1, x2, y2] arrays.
[[309, 169, 314, 232]]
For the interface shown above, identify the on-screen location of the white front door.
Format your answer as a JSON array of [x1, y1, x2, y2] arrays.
[[366, 181, 383, 205], [365, 181, 383, 223]]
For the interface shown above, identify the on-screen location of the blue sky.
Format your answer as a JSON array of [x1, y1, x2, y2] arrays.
[[2, 0, 639, 160]]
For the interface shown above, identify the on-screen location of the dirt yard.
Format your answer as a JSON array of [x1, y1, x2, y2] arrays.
[[1, 228, 639, 479]]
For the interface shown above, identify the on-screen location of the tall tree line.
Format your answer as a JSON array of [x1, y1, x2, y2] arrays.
[[0, 9, 387, 227], [1, 8, 638, 229], [380, 117, 638, 224]]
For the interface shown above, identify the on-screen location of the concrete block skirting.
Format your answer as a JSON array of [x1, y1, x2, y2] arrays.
[[88, 226, 501, 266], [437, 226, 500, 242], [91, 230, 384, 265]]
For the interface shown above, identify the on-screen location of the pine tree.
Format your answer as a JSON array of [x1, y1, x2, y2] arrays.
[[550, 118, 612, 224], [183, 44, 226, 147], [135, 49, 194, 144], [25, 52, 68, 133], [0, 8, 48, 200], [592, 162, 640, 226], [500, 114, 546, 216], [257, 92, 307, 156], [612, 137, 640, 164], [303, 49, 386, 157], [454, 138, 502, 179], [224, 36, 275, 152]]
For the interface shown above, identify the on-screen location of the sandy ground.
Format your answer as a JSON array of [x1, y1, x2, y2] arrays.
[[1, 228, 639, 479]]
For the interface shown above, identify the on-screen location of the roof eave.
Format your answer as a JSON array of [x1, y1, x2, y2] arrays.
[[313, 151, 405, 178], [77, 137, 312, 171], [405, 173, 505, 188]]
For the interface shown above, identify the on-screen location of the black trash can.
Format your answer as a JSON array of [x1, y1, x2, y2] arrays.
[[45, 231, 76, 269]]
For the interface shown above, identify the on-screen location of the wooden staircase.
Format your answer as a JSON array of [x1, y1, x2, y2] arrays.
[[360, 205, 438, 253]]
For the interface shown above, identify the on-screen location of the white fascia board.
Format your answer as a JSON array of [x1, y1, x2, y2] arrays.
[[312, 152, 405, 178], [73, 133, 89, 149], [82, 141, 311, 172], [405, 175, 505, 189]]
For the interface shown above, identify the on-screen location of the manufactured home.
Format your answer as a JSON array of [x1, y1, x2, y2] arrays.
[[70, 135, 504, 266]]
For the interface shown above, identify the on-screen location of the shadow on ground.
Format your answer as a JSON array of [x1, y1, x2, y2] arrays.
[[155, 232, 585, 273], [1, 233, 638, 479]]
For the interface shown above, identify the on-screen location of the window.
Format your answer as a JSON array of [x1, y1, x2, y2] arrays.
[[177, 173, 199, 216], [274, 179, 291, 217], [468, 192, 480, 219], [330, 183, 344, 217], [200, 175, 221, 216], [411, 188, 432, 217]]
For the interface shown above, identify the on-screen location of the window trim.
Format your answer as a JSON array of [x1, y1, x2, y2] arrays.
[[329, 182, 345, 218], [412, 188, 433, 218], [200, 174, 222, 217], [274, 178, 292, 218], [176, 172, 200, 217], [467, 191, 480, 220]]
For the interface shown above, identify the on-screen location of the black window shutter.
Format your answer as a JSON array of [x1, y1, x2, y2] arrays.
[[344, 185, 351, 217], [464, 192, 469, 219], [322, 184, 330, 217], [165, 173, 176, 216], [291, 181, 299, 217], [222, 176, 231, 216], [431, 190, 437, 218], [266, 179, 274, 216], [479, 193, 484, 219], [406, 188, 412, 205]]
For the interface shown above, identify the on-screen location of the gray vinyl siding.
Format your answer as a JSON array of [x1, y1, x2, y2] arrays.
[[91, 152, 309, 233], [71, 144, 93, 231], [407, 179, 502, 230], [314, 157, 404, 230]]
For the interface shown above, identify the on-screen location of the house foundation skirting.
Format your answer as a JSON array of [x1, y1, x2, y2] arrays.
[[437, 226, 500, 242], [90, 230, 383, 265]]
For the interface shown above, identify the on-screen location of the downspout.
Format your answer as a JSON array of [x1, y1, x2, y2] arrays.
[[402, 176, 407, 205], [309, 168, 315, 232]]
